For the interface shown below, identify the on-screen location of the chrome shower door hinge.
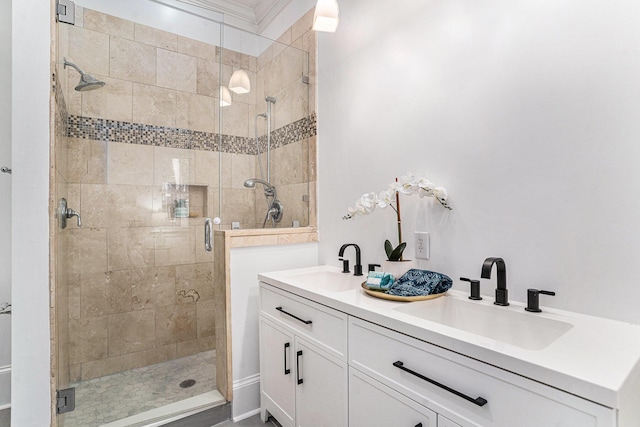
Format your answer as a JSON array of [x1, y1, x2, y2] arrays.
[[56, 387, 76, 414], [56, 0, 75, 25], [0, 303, 10, 315]]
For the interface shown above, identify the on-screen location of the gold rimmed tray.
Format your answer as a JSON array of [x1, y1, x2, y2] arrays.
[[361, 282, 446, 302]]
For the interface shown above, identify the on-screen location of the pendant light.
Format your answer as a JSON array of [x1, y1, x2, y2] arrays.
[[220, 86, 232, 107], [229, 69, 251, 94], [312, 0, 340, 33]]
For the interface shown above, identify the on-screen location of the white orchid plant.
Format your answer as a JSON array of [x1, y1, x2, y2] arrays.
[[343, 173, 452, 261]]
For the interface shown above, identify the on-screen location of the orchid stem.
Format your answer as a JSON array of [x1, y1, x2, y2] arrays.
[[395, 178, 403, 261]]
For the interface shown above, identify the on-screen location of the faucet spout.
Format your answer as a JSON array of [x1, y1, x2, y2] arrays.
[[338, 244, 363, 276], [481, 257, 509, 306]]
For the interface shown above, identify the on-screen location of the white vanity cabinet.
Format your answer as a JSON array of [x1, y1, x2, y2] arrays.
[[259, 283, 348, 427], [258, 266, 640, 427], [349, 317, 615, 427], [438, 415, 462, 427]]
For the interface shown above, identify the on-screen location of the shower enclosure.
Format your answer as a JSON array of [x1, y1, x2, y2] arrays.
[[219, 24, 313, 230], [52, 3, 311, 426]]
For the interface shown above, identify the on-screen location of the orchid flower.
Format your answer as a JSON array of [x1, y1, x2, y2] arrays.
[[377, 188, 395, 209], [342, 173, 452, 260], [344, 173, 451, 219]]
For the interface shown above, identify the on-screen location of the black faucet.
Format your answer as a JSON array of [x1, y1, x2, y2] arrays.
[[481, 257, 509, 306], [338, 244, 363, 276], [525, 289, 555, 312], [460, 277, 482, 300]]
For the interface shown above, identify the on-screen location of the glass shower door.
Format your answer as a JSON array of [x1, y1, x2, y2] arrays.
[[54, 5, 223, 426]]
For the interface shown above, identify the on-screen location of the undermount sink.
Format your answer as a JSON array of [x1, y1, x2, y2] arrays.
[[286, 270, 361, 292], [394, 296, 573, 350]]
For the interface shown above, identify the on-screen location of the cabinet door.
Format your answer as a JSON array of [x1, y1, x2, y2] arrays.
[[438, 415, 462, 427], [295, 338, 348, 427], [260, 318, 295, 427], [349, 368, 437, 427]]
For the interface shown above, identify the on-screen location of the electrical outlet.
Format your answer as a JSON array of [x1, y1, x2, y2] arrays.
[[415, 231, 430, 260]]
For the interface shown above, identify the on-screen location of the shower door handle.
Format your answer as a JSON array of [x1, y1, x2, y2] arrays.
[[204, 218, 213, 252]]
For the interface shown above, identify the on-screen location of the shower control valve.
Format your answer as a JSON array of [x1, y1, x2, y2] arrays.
[[58, 198, 82, 229]]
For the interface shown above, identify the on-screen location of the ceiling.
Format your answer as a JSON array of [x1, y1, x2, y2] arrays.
[[177, 0, 294, 31]]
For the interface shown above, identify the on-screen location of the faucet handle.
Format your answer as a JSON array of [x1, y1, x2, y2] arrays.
[[339, 258, 350, 274], [525, 289, 555, 312], [460, 277, 482, 300]]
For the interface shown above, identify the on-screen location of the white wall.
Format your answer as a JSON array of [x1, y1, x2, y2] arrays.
[[11, 0, 52, 425], [0, 0, 12, 410], [230, 242, 318, 421], [317, 0, 640, 323]]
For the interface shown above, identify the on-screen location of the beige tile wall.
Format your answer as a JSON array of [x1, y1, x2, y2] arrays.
[[247, 8, 317, 229], [57, 133, 223, 380], [56, 138, 218, 380], [55, 6, 316, 381]]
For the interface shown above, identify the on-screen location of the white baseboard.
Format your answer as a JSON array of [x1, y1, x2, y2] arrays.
[[232, 374, 260, 421]]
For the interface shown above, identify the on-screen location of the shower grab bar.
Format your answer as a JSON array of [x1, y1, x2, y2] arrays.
[[204, 218, 213, 252]]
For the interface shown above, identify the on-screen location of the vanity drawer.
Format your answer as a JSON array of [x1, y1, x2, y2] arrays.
[[260, 283, 348, 361], [349, 317, 614, 427], [349, 367, 437, 427]]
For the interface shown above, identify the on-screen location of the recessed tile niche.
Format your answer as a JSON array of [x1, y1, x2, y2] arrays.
[[161, 183, 208, 220]]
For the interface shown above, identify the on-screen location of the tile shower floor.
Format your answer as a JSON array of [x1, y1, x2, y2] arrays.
[[63, 350, 216, 427]]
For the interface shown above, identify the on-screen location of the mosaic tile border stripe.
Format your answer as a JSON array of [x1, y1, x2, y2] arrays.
[[67, 113, 317, 155]]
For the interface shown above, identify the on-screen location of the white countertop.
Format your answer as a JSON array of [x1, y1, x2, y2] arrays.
[[258, 265, 640, 409]]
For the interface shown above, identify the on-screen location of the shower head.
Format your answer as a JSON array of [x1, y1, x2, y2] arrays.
[[265, 96, 276, 104], [244, 178, 274, 190], [63, 58, 106, 92]]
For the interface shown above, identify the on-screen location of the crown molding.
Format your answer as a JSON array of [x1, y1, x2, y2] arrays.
[[177, 0, 293, 34], [178, 0, 258, 24], [256, 0, 292, 34]]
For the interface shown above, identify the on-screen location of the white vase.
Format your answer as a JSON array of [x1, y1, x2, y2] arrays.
[[381, 259, 416, 279]]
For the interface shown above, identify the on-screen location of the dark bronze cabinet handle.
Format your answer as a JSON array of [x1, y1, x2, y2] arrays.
[[296, 350, 304, 384], [276, 306, 313, 325], [284, 343, 290, 375], [393, 361, 488, 407]]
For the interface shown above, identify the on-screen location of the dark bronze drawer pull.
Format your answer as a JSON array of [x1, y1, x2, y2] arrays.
[[393, 361, 488, 407], [284, 342, 291, 375], [296, 350, 304, 384], [276, 306, 313, 325]]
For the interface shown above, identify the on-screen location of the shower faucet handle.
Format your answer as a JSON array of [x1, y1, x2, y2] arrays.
[[57, 198, 82, 229], [66, 208, 82, 227]]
